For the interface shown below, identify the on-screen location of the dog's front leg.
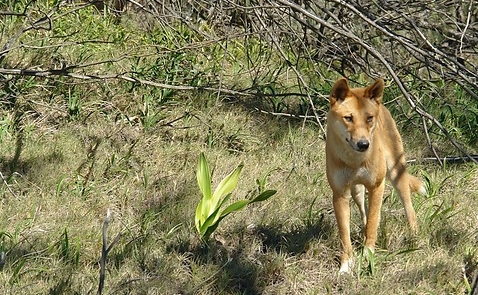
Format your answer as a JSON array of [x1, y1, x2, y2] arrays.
[[333, 191, 353, 273], [351, 184, 367, 227], [364, 180, 385, 251]]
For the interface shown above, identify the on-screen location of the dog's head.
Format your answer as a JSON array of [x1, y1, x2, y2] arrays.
[[328, 78, 384, 152]]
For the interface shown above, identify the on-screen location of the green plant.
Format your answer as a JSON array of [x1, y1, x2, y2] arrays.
[[0, 114, 14, 141], [140, 94, 166, 132], [255, 169, 276, 194], [53, 228, 80, 267], [357, 247, 376, 279], [66, 88, 81, 119], [418, 170, 460, 230], [9, 258, 25, 286], [195, 152, 276, 242], [305, 196, 318, 228]]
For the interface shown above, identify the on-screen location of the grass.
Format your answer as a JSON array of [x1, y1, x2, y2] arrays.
[[1, 97, 476, 294], [0, 2, 477, 294]]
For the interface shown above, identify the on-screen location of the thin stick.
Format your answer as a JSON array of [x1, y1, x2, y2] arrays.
[[471, 271, 478, 295], [0, 172, 18, 198], [98, 209, 111, 295], [459, 1, 473, 55], [407, 155, 478, 164], [0, 67, 311, 100], [254, 107, 319, 121], [421, 116, 442, 166]]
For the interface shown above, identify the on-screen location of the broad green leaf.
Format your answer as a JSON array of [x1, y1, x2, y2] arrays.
[[197, 193, 231, 235], [197, 153, 213, 221], [194, 199, 204, 233], [220, 199, 250, 217], [199, 205, 222, 237], [209, 193, 232, 228], [202, 221, 220, 242], [250, 190, 276, 203], [199, 193, 235, 239], [212, 164, 243, 199], [197, 153, 212, 201], [194, 152, 276, 243], [200, 192, 233, 234], [209, 163, 243, 216], [202, 200, 250, 240]]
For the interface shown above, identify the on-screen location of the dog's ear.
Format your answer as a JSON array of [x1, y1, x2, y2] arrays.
[[365, 78, 384, 104], [330, 78, 350, 105]]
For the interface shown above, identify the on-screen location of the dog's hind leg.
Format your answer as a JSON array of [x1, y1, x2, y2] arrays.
[[352, 184, 367, 227], [388, 165, 418, 232]]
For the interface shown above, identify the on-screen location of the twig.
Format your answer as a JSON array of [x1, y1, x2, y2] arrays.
[[0, 11, 27, 16], [0, 66, 310, 101], [421, 116, 442, 166], [0, 171, 18, 198], [459, 1, 473, 55], [407, 155, 478, 164], [0, 67, 255, 98], [0, 1, 68, 63], [254, 107, 320, 122], [97, 209, 111, 295], [97, 209, 123, 295], [0, 251, 5, 269], [471, 271, 478, 295], [332, 0, 478, 90]]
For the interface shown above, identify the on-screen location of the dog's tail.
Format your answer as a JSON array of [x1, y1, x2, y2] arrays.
[[409, 175, 426, 195]]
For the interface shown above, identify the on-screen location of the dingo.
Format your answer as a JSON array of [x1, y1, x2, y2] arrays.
[[326, 78, 425, 274]]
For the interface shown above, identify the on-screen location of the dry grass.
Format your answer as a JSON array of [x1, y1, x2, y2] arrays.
[[0, 96, 476, 294]]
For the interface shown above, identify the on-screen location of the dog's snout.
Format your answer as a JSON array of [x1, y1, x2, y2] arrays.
[[356, 139, 370, 151]]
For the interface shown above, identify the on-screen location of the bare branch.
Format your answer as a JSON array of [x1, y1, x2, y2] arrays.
[[2, 0, 477, 163], [273, 0, 478, 164]]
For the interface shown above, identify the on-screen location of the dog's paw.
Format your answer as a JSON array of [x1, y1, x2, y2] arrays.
[[338, 257, 355, 275]]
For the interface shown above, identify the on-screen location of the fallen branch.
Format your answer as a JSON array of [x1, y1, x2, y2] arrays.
[[0, 67, 256, 97], [254, 107, 321, 121], [408, 155, 478, 164], [0, 66, 314, 101]]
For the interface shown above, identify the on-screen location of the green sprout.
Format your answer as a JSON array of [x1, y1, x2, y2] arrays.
[[195, 152, 276, 242]]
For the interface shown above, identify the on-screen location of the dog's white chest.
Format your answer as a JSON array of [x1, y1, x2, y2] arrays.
[[331, 166, 373, 190], [355, 167, 372, 182]]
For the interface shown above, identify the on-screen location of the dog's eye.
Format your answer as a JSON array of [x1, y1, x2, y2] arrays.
[[344, 116, 353, 122], [367, 116, 373, 123]]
